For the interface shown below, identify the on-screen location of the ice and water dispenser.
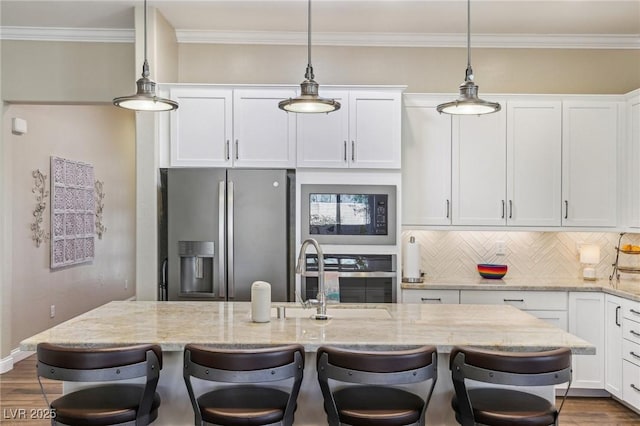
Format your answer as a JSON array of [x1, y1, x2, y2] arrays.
[[179, 241, 215, 295]]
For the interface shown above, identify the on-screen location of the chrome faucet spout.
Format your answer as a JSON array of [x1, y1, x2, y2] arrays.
[[295, 238, 328, 320]]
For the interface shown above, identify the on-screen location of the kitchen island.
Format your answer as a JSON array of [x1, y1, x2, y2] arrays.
[[21, 301, 593, 425]]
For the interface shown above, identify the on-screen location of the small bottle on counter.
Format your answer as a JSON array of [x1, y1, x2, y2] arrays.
[[251, 281, 271, 323]]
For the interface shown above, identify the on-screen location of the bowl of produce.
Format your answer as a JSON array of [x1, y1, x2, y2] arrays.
[[477, 264, 508, 279]]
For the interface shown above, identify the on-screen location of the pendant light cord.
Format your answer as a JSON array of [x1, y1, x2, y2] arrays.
[[465, 0, 473, 82], [142, 0, 150, 78], [305, 0, 314, 80]]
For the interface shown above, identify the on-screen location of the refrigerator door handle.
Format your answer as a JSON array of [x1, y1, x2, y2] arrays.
[[218, 180, 226, 299], [227, 180, 235, 299]]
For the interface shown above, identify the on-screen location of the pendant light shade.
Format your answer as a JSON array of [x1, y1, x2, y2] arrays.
[[437, 0, 499, 115], [279, 0, 340, 114], [113, 0, 178, 112]]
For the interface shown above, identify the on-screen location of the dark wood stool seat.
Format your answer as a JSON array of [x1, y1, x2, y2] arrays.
[[450, 346, 572, 426], [317, 345, 438, 426], [183, 344, 304, 426], [36, 343, 163, 426]]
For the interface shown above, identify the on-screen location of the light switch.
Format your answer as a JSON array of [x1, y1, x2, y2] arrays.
[[11, 117, 27, 135]]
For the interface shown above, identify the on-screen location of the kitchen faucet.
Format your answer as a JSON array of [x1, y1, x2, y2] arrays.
[[296, 238, 329, 320]]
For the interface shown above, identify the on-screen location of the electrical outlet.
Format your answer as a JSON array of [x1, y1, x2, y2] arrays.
[[50, 305, 55, 318], [496, 240, 506, 256]]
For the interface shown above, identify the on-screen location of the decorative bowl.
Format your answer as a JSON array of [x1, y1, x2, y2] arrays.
[[477, 264, 508, 279]]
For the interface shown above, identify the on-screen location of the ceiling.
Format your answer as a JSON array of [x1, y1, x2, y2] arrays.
[[1, 0, 639, 47]]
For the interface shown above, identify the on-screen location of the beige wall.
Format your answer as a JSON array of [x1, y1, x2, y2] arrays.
[[178, 44, 640, 94], [1, 40, 135, 103], [3, 104, 136, 353], [153, 8, 179, 83]]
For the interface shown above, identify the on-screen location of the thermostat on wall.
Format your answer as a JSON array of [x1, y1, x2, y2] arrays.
[[12, 117, 27, 135]]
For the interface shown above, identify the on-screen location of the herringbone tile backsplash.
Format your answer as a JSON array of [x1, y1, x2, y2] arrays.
[[401, 231, 640, 281]]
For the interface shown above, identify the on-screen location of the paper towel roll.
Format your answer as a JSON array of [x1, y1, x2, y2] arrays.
[[403, 237, 421, 280], [251, 281, 271, 323]]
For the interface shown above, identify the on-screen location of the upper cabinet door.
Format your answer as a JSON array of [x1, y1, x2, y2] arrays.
[[627, 94, 640, 228], [452, 105, 507, 226], [232, 88, 297, 168], [402, 99, 452, 226], [170, 87, 233, 167], [296, 90, 350, 168], [562, 101, 619, 227], [506, 101, 562, 227], [349, 91, 402, 169]]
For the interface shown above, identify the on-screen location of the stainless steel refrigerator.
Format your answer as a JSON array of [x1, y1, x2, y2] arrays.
[[163, 168, 293, 302]]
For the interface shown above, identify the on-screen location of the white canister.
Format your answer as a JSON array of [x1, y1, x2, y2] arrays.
[[251, 281, 271, 323]]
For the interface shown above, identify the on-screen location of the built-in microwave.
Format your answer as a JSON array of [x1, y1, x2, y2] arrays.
[[300, 184, 396, 245]]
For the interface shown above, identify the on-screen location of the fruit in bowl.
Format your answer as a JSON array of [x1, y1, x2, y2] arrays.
[[477, 264, 508, 279]]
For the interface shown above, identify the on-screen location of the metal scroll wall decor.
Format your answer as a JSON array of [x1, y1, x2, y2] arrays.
[[30, 169, 50, 247], [50, 156, 95, 268], [94, 180, 107, 239]]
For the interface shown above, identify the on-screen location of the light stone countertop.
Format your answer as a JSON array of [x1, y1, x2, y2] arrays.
[[20, 301, 594, 355], [402, 277, 640, 301]]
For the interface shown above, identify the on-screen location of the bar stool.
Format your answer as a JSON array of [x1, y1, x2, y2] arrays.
[[316, 345, 438, 426], [449, 345, 572, 426], [36, 342, 163, 426], [182, 344, 304, 426]]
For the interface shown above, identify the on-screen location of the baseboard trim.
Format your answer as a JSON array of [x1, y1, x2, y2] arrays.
[[0, 348, 35, 374]]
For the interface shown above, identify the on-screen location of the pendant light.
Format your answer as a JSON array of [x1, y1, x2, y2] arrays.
[[278, 0, 340, 113], [113, 0, 178, 112], [436, 0, 500, 115]]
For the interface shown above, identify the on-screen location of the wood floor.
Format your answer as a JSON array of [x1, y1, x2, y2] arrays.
[[2, 355, 640, 425]]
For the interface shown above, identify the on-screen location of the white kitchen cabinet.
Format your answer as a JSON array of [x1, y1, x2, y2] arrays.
[[459, 290, 568, 328], [622, 297, 640, 410], [451, 105, 507, 225], [232, 89, 297, 168], [605, 294, 624, 398], [296, 89, 402, 169], [562, 101, 619, 227], [402, 289, 459, 304], [568, 292, 605, 389], [626, 91, 640, 228], [402, 97, 452, 225], [506, 101, 562, 227], [169, 87, 233, 167], [168, 86, 296, 168]]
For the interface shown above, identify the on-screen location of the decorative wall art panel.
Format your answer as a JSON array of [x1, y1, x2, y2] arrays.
[[50, 156, 95, 268]]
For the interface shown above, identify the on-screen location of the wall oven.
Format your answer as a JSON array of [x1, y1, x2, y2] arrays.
[[300, 184, 396, 245], [301, 254, 397, 303]]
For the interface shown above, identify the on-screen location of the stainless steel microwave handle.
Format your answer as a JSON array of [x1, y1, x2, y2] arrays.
[[218, 181, 226, 299], [227, 180, 235, 299]]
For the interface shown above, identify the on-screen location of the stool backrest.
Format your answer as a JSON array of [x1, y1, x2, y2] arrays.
[[183, 344, 305, 425], [450, 346, 572, 387]]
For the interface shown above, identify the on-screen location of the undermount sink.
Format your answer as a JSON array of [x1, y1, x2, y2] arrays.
[[271, 306, 391, 320]]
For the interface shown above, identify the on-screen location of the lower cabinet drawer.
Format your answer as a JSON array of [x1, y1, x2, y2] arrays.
[[623, 360, 640, 410], [623, 318, 640, 345], [526, 309, 568, 331], [460, 290, 567, 311], [623, 338, 640, 365], [402, 289, 460, 304]]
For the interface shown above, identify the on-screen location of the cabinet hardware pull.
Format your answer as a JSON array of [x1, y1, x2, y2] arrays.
[[631, 309, 640, 316], [504, 299, 524, 303], [616, 305, 621, 327], [631, 384, 640, 393], [501, 200, 505, 219], [225, 140, 230, 161], [344, 141, 347, 162], [564, 200, 568, 219], [235, 140, 239, 160], [421, 298, 442, 302], [351, 141, 355, 162], [630, 330, 640, 338], [509, 200, 513, 219], [446, 200, 450, 219], [630, 351, 640, 360]]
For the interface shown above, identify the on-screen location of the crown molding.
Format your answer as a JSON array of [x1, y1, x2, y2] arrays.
[[177, 30, 640, 50], [1, 26, 638, 49], [0, 26, 133, 43]]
